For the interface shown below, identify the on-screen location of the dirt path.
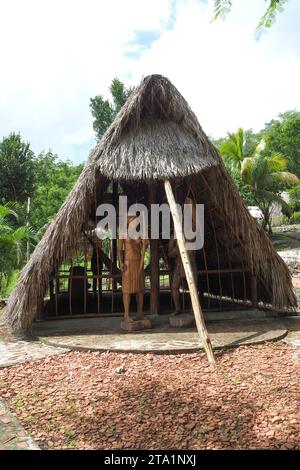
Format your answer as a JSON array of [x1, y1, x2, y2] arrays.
[[293, 277, 300, 288]]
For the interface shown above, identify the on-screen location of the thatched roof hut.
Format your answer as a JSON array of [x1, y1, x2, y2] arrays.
[[3, 74, 296, 337]]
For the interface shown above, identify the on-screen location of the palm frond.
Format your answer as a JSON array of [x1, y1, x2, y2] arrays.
[[252, 157, 269, 184], [241, 157, 255, 185], [219, 128, 245, 168], [236, 128, 244, 160], [11, 226, 38, 243], [268, 171, 300, 186], [0, 205, 18, 221], [267, 152, 287, 172], [0, 235, 15, 246]]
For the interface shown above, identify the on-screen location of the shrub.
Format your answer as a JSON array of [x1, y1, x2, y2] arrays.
[[282, 215, 290, 225], [289, 211, 300, 224], [288, 185, 300, 212]]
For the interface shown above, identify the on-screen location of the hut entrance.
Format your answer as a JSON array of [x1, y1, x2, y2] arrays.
[[41, 177, 257, 320]]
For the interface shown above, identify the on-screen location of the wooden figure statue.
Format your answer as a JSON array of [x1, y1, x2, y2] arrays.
[[118, 216, 148, 321]]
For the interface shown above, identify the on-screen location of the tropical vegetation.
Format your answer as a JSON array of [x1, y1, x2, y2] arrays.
[[241, 149, 299, 232], [0, 204, 37, 295], [215, 126, 300, 233]]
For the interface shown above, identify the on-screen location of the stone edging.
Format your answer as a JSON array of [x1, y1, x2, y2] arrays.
[[0, 400, 40, 450]]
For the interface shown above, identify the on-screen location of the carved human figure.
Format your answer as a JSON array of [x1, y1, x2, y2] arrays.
[[118, 216, 148, 321]]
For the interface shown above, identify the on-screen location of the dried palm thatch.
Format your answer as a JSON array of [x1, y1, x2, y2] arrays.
[[94, 74, 220, 179], [3, 74, 296, 334]]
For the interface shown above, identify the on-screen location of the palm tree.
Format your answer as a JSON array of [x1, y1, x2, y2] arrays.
[[241, 152, 299, 233], [0, 205, 38, 294], [219, 128, 259, 170]]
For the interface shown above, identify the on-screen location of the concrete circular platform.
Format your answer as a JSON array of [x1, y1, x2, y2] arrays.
[[33, 315, 288, 353]]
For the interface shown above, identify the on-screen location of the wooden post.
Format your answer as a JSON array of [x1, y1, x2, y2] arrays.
[[49, 279, 54, 303], [55, 273, 59, 317], [148, 182, 160, 315], [251, 274, 258, 308], [164, 180, 215, 364], [69, 259, 73, 315], [112, 181, 118, 292], [96, 241, 100, 314]]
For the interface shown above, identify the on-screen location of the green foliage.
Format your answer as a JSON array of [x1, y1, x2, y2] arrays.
[[221, 157, 256, 205], [241, 151, 299, 232], [255, 0, 289, 34], [289, 211, 300, 225], [263, 111, 300, 178], [218, 128, 260, 170], [213, 0, 289, 34], [0, 269, 19, 297], [282, 215, 290, 225], [288, 185, 300, 212], [217, 125, 299, 233], [0, 133, 35, 203], [90, 78, 134, 141], [0, 204, 37, 295], [213, 0, 233, 21], [0, 135, 83, 293], [214, 129, 259, 205], [29, 152, 83, 231]]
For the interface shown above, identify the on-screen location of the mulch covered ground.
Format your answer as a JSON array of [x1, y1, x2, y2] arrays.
[[0, 342, 299, 450]]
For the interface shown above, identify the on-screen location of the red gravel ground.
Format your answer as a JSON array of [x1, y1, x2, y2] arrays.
[[0, 342, 299, 450]]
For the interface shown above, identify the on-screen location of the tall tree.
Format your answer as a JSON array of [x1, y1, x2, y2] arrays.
[[0, 133, 35, 203], [213, 0, 290, 34], [263, 111, 300, 178], [90, 78, 134, 141]]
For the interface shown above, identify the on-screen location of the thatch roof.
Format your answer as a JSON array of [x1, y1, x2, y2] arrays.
[[93, 74, 220, 179], [3, 74, 297, 334]]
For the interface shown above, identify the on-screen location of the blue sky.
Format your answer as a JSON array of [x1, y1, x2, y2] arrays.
[[0, 0, 299, 164]]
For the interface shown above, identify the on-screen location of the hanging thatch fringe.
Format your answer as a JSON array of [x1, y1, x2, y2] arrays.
[[191, 165, 296, 310]]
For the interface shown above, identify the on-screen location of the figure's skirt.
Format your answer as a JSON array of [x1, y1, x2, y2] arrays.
[[122, 259, 144, 294]]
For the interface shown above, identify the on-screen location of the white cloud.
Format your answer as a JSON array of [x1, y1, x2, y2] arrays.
[[0, 0, 299, 162], [131, 0, 300, 137]]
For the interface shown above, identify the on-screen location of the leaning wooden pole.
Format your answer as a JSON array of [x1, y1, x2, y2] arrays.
[[164, 180, 215, 365]]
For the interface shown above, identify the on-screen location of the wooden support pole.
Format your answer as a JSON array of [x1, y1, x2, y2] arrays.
[[55, 274, 59, 317], [49, 279, 54, 303], [148, 182, 160, 315], [164, 180, 215, 364], [69, 259, 73, 315], [112, 181, 118, 292], [251, 274, 258, 308], [96, 242, 100, 314]]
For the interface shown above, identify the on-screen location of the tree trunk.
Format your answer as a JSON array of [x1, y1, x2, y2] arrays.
[[261, 204, 272, 234]]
